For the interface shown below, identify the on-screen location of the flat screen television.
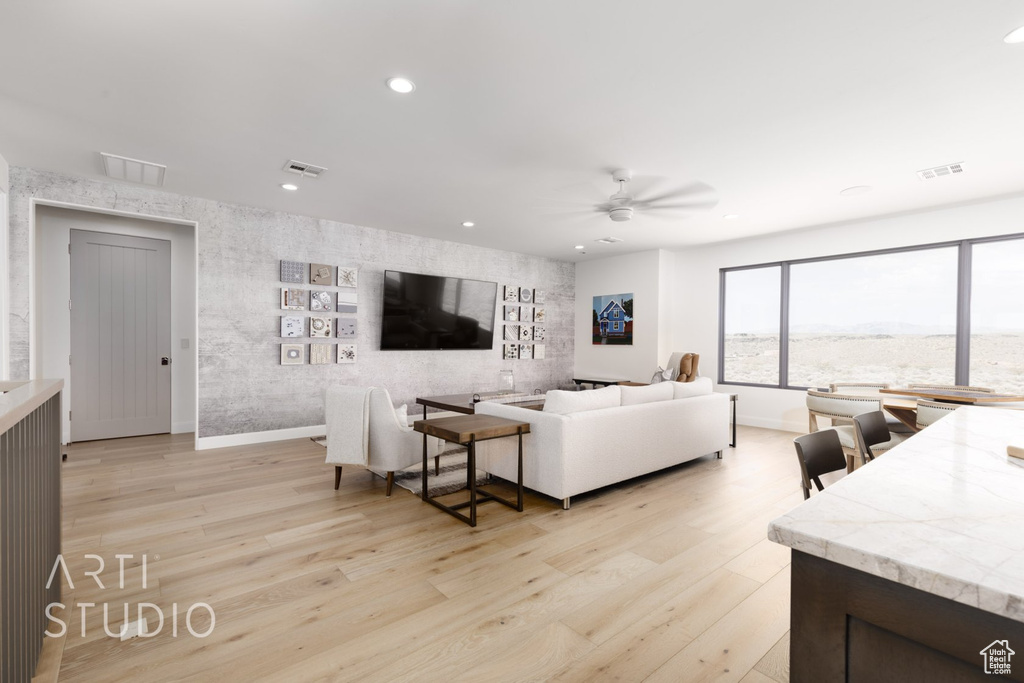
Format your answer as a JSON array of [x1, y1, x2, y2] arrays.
[[380, 270, 498, 350]]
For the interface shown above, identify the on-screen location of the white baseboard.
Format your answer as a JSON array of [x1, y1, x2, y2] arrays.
[[736, 415, 804, 434], [172, 421, 196, 434], [195, 424, 327, 451]]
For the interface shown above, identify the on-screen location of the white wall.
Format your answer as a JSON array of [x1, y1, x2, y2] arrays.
[[0, 151, 8, 379], [574, 249, 673, 382], [35, 205, 197, 442], [673, 193, 1024, 433]]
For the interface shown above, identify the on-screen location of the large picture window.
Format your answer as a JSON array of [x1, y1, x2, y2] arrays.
[[969, 239, 1024, 394], [722, 266, 781, 385], [719, 234, 1024, 391], [788, 247, 958, 388]]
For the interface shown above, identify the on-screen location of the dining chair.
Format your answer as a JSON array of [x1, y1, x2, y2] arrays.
[[852, 410, 908, 464], [806, 390, 908, 470], [793, 429, 847, 499], [823, 383, 912, 433], [915, 399, 960, 429], [907, 383, 994, 393], [829, 382, 890, 395]]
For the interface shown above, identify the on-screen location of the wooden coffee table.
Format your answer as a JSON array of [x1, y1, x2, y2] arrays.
[[413, 414, 530, 527]]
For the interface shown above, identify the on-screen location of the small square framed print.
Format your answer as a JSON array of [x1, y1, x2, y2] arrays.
[[338, 267, 359, 288], [310, 290, 334, 312], [337, 344, 357, 364], [309, 316, 333, 338], [310, 263, 333, 285], [281, 316, 304, 337], [281, 343, 304, 365], [281, 260, 305, 283], [281, 288, 307, 311]]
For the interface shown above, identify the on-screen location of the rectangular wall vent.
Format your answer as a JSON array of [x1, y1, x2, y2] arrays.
[[100, 153, 166, 186], [283, 160, 328, 178], [595, 237, 624, 244], [917, 162, 964, 180]]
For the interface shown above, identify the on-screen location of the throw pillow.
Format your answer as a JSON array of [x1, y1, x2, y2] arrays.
[[671, 376, 713, 399], [395, 403, 410, 427], [543, 385, 622, 414], [621, 382, 674, 406]]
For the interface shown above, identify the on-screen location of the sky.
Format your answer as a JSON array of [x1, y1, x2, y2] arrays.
[[725, 239, 1024, 334]]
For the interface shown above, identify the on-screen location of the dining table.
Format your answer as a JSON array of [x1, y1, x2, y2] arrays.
[[879, 387, 1024, 432]]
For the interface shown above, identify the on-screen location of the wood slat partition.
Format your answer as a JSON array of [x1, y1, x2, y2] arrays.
[[0, 380, 63, 683]]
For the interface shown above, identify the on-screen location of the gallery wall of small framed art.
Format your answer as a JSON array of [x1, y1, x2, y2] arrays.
[[278, 260, 359, 365]]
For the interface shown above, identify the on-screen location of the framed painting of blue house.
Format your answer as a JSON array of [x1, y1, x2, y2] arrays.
[[593, 293, 633, 345]]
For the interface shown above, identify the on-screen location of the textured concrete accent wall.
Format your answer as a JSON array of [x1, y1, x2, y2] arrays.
[[9, 168, 574, 438]]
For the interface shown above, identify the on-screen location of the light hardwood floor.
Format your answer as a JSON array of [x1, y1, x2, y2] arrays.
[[37, 425, 844, 682]]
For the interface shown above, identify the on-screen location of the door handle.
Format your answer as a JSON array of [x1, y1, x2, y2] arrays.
[[161, 357, 171, 366]]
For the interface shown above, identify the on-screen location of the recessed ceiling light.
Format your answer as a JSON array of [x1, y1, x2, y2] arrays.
[[1004, 25, 1024, 44], [386, 77, 415, 94], [281, 183, 298, 191], [839, 185, 872, 196], [574, 245, 585, 250], [723, 214, 740, 220], [461, 221, 475, 228]]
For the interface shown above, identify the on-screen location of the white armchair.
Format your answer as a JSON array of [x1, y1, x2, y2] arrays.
[[325, 386, 444, 496]]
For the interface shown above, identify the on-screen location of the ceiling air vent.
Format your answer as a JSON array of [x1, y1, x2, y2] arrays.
[[595, 237, 624, 244], [100, 153, 166, 186], [917, 162, 964, 180], [283, 160, 328, 178]]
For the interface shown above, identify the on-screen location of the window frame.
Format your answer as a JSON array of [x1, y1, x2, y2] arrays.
[[717, 232, 1024, 390]]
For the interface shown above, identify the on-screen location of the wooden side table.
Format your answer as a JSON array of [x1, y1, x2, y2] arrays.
[[413, 414, 530, 527]]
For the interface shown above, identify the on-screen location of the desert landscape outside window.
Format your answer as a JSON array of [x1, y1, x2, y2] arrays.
[[720, 233, 1024, 392], [721, 265, 781, 385], [970, 237, 1024, 394]]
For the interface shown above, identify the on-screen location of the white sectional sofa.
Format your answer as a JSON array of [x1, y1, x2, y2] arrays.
[[474, 377, 730, 509]]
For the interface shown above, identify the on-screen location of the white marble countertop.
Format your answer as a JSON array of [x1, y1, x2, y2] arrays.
[[769, 406, 1024, 622]]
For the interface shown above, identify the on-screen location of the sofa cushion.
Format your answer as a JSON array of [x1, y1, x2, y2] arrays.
[[620, 382, 674, 406], [543, 385, 622, 414], [672, 376, 713, 399]]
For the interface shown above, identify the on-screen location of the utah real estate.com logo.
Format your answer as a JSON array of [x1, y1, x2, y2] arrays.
[[980, 640, 1014, 676]]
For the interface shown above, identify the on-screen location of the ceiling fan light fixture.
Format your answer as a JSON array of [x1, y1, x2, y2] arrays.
[[609, 206, 633, 222]]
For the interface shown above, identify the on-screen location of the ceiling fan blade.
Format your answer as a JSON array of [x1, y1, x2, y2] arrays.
[[641, 197, 720, 212], [634, 180, 716, 206]]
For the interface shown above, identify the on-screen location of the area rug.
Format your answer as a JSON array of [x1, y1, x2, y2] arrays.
[[311, 439, 488, 497]]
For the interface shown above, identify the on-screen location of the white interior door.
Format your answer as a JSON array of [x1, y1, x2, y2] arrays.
[[70, 229, 171, 441]]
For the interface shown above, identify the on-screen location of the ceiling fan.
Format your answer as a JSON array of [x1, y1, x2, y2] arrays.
[[594, 169, 718, 222]]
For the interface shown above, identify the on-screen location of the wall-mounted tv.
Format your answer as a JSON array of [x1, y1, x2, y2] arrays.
[[380, 270, 498, 350]]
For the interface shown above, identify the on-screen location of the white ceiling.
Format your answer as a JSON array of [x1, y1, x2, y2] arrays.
[[2, 1, 1024, 261]]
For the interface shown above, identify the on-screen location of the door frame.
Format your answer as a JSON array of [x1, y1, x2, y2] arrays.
[[28, 198, 198, 446]]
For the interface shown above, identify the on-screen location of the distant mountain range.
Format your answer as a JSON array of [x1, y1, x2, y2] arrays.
[[735, 322, 1024, 335]]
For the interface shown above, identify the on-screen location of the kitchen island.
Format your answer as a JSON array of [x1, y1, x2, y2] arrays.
[[769, 406, 1024, 682]]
